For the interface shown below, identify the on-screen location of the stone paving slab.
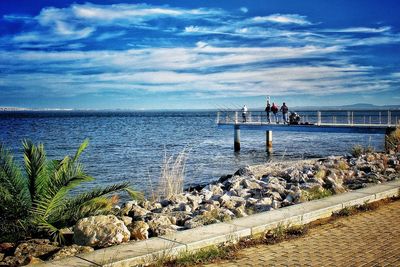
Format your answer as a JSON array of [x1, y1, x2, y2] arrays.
[[41, 255, 96, 267], [79, 237, 186, 267]]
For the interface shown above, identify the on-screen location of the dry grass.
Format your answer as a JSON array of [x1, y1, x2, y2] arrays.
[[157, 148, 188, 200]]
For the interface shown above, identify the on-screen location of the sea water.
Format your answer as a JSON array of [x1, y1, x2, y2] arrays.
[[0, 110, 394, 194]]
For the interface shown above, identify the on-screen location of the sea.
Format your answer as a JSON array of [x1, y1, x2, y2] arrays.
[[1, 110, 397, 195]]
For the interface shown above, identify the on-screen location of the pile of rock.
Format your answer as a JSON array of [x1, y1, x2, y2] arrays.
[[1, 152, 398, 265], [0, 239, 93, 266], [72, 152, 399, 246]]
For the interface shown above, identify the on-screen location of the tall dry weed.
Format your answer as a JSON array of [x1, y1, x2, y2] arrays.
[[158, 147, 188, 199]]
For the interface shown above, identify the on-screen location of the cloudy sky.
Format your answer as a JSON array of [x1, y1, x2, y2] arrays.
[[1, 0, 399, 109]]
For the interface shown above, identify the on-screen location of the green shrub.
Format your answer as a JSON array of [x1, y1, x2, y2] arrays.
[[351, 144, 375, 158], [0, 139, 135, 243], [334, 206, 355, 217], [301, 186, 333, 201], [351, 145, 364, 158]]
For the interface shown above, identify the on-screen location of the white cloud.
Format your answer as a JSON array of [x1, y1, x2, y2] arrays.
[[1, 42, 390, 99], [96, 31, 126, 41], [185, 26, 201, 33], [321, 26, 391, 33], [252, 14, 311, 25], [240, 7, 248, 13]]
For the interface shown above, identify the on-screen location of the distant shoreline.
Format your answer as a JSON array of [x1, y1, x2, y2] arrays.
[[1, 106, 400, 112]]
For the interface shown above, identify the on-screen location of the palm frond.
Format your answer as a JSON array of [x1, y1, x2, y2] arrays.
[[23, 140, 47, 202], [73, 139, 89, 163], [125, 187, 144, 201], [33, 217, 65, 244], [32, 162, 93, 221], [0, 143, 30, 209], [57, 182, 130, 226]]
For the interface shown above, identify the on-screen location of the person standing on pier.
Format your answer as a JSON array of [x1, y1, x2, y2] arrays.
[[242, 104, 248, 122], [271, 103, 279, 123], [280, 102, 289, 124], [265, 99, 271, 123]]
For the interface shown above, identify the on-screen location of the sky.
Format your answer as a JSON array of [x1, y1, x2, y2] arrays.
[[0, 0, 399, 110]]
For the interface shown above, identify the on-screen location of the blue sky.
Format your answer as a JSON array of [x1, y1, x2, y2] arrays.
[[1, 0, 399, 109]]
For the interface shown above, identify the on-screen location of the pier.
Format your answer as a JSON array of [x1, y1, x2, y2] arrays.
[[217, 110, 399, 151]]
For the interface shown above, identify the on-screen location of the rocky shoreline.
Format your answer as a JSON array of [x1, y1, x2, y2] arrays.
[[1, 151, 399, 266]]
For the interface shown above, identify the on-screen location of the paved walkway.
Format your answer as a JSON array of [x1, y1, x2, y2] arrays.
[[204, 200, 400, 267]]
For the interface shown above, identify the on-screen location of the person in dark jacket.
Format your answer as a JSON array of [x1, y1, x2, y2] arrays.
[[265, 101, 271, 123], [271, 103, 279, 123], [280, 102, 289, 124]]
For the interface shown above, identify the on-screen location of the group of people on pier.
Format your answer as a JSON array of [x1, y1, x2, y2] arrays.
[[241, 97, 291, 124]]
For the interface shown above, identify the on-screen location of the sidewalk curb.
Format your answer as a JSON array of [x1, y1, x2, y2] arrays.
[[38, 180, 400, 267]]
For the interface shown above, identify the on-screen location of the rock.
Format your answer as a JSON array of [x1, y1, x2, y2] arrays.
[[121, 216, 133, 226], [233, 205, 247, 217], [169, 194, 188, 204], [220, 198, 235, 209], [236, 188, 251, 198], [160, 199, 172, 207], [218, 174, 232, 183], [49, 245, 94, 261], [388, 158, 399, 166], [2, 255, 26, 266], [268, 191, 283, 201], [200, 189, 213, 201], [284, 194, 294, 203], [128, 221, 149, 240], [234, 166, 253, 177], [325, 175, 346, 194], [128, 205, 151, 218], [261, 196, 274, 205], [74, 215, 130, 247], [208, 184, 224, 195], [165, 211, 192, 226], [359, 165, 372, 173], [218, 208, 235, 221], [242, 179, 262, 190], [224, 176, 244, 191], [0, 242, 14, 254], [253, 204, 273, 212], [385, 168, 396, 174], [272, 200, 281, 209], [177, 203, 192, 213], [150, 202, 163, 211], [139, 200, 152, 210], [2, 255, 43, 266], [150, 224, 178, 237], [299, 182, 322, 190], [267, 183, 286, 196], [184, 215, 218, 229], [246, 197, 258, 205], [187, 194, 202, 203], [147, 215, 174, 237], [14, 239, 59, 258], [120, 200, 138, 215]]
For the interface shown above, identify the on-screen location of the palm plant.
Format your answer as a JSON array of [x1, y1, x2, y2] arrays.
[[0, 139, 133, 243]]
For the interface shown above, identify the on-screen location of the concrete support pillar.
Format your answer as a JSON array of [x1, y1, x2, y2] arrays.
[[266, 130, 272, 152], [234, 125, 240, 152]]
